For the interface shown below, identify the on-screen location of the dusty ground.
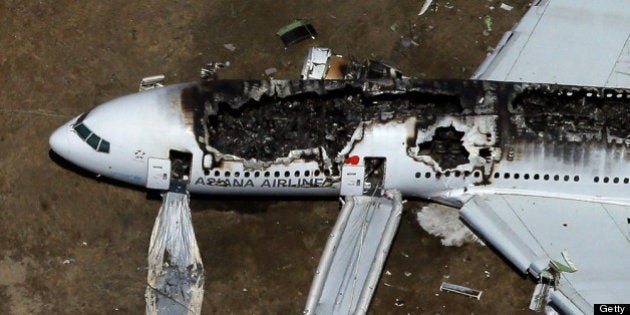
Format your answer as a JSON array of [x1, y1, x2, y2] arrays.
[[0, 0, 535, 313]]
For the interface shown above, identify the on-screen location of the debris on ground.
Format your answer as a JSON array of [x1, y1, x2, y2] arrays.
[[201, 61, 230, 80], [418, 0, 434, 15], [62, 258, 76, 265], [483, 15, 493, 36], [223, 43, 236, 51], [300, 47, 405, 80], [276, 20, 317, 47], [440, 282, 483, 300], [264, 67, 277, 78], [500, 3, 514, 11], [416, 204, 482, 246]]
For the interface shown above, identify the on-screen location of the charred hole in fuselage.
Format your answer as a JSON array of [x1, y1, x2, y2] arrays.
[[513, 86, 630, 140], [418, 126, 469, 170], [192, 80, 463, 165]]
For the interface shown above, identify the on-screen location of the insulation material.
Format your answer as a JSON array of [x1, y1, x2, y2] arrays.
[[416, 203, 482, 247]]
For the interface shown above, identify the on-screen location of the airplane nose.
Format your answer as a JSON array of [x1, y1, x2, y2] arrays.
[[49, 125, 70, 158]]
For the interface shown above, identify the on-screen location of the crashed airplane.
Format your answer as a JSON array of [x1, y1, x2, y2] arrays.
[[48, 0, 630, 312], [50, 76, 630, 313]]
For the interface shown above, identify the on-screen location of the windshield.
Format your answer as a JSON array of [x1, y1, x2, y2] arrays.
[[72, 122, 110, 153]]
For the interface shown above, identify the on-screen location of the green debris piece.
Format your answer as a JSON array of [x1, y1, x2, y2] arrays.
[[390, 23, 399, 32], [276, 20, 308, 36], [551, 260, 577, 273], [484, 15, 493, 32]]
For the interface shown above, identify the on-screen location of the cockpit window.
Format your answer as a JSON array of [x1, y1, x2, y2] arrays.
[[86, 133, 101, 150], [74, 123, 91, 140], [97, 140, 110, 153], [72, 122, 110, 153]]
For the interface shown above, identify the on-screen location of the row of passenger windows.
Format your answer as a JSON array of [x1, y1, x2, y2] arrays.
[[204, 169, 327, 178], [73, 123, 110, 153], [414, 171, 481, 179], [414, 171, 630, 184]]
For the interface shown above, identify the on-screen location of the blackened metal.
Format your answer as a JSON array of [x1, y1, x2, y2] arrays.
[[418, 126, 470, 170], [180, 78, 630, 172]]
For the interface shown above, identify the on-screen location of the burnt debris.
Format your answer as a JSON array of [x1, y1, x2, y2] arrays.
[[514, 86, 630, 141], [183, 80, 463, 164], [179, 78, 630, 172]]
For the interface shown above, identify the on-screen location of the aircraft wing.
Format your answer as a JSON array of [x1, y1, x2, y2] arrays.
[[460, 194, 630, 313], [472, 0, 630, 88]]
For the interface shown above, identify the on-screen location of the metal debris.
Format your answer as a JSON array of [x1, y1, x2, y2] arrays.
[[201, 61, 230, 80], [500, 3, 514, 11], [264, 67, 277, 77], [62, 258, 76, 265], [276, 20, 317, 47], [418, 0, 434, 15], [439, 282, 483, 300], [139, 75, 165, 92]]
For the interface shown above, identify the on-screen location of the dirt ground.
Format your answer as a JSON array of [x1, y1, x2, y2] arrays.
[[0, 0, 536, 313]]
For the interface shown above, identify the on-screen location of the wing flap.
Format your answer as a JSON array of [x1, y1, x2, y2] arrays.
[[461, 194, 630, 313]]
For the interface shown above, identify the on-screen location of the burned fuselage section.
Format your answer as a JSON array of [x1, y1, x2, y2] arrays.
[[178, 78, 630, 197], [181, 80, 476, 185]]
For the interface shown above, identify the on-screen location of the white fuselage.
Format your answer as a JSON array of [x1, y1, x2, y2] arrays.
[[49, 79, 630, 207]]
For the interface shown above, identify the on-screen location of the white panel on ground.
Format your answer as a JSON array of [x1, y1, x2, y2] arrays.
[[145, 190, 204, 315], [304, 190, 403, 315]]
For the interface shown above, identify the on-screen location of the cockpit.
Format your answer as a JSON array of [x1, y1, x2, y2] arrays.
[[71, 112, 110, 153]]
